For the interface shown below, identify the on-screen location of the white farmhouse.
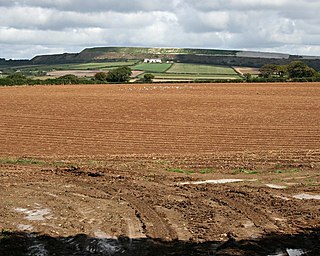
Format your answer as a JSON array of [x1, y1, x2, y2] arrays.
[[144, 59, 162, 63]]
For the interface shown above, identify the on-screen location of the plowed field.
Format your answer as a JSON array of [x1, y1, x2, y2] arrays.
[[1, 83, 320, 156], [1, 83, 320, 255]]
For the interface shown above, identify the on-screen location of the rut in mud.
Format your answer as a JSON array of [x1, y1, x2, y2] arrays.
[[1, 153, 320, 255]]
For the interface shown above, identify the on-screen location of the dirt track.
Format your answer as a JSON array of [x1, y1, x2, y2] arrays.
[[0, 83, 320, 255]]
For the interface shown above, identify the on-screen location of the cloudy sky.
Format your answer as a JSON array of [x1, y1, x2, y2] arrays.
[[1, 0, 320, 59]]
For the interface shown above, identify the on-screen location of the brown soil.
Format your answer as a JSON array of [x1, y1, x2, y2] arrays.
[[233, 67, 261, 75], [0, 83, 319, 156], [0, 83, 320, 255]]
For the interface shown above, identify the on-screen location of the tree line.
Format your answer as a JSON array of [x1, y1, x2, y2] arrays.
[[0, 66, 157, 86], [248, 61, 320, 82], [1, 61, 320, 86]]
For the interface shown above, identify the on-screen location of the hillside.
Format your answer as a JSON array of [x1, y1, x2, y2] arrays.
[[1, 47, 320, 71], [29, 47, 320, 71]]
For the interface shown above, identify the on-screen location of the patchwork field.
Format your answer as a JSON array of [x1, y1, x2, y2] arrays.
[[132, 63, 172, 73], [1, 83, 320, 255], [167, 63, 238, 75]]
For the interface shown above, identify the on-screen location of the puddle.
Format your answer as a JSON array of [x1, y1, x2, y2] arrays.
[[286, 249, 305, 256], [28, 242, 48, 256], [266, 184, 287, 189], [92, 239, 120, 254], [178, 179, 248, 185], [268, 249, 305, 256], [293, 193, 320, 200], [15, 206, 53, 221], [17, 224, 33, 231]]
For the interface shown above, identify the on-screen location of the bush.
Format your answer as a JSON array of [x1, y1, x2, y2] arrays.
[[94, 72, 107, 82], [106, 66, 132, 83], [143, 73, 155, 83]]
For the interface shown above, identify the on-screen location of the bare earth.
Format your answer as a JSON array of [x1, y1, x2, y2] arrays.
[[0, 83, 320, 255], [46, 70, 143, 78]]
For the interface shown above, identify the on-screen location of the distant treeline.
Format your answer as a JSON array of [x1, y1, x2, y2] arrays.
[[0, 58, 30, 67], [1, 61, 320, 86], [0, 74, 99, 86], [0, 67, 133, 86]]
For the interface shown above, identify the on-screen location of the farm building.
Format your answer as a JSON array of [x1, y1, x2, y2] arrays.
[[144, 59, 162, 63]]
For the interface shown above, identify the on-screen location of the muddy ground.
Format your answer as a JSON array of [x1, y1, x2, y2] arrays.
[[1, 83, 319, 255], [1, 152, 319, 255]]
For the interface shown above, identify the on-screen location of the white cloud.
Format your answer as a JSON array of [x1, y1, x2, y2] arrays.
[[0, 0, 320, 58]]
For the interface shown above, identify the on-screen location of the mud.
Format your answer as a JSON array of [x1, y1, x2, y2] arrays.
[[1, 153, 320, 255], [0, 83, 320, 254]]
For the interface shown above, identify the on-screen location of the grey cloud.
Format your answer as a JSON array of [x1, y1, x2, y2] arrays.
[[1, 0, 320, 59], [1, 0, 178, 13], [0, 6, 165, 30]]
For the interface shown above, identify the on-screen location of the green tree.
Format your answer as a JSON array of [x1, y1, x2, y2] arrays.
[[259, 64, 278, 78], [276, 65, 287, 77], [287, 61, 317, 78], [56, 74, 79, 84], [6, 73, 26, 81], [106, 66, 132, 83], [243, 73, 252, 82], [143, 73, 155, 83], [94, 72, 107, 82]]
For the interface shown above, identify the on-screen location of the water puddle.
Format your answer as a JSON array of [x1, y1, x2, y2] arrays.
[[269, 249, 305, 256], [286, 249, 305, 256], [92, 239, 120, 254], [293, 193, 320, 200], [266, 184, 287, 189], [28, 242, 48, 256], [178, 179, 256, 185], [17, 224, 33, 231], [15, 205, 53, 221]]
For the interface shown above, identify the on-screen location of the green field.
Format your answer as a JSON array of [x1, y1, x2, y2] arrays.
[[66, 61, 137, 70], [141, 73, 242, 80], [167, 63, 238, 75], [132, 63, 172, 73], [13, 61, 137, 72]]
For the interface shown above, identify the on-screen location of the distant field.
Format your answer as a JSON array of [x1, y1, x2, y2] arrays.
[[66, 61, 137, 70], [167, 63, 238, 75], [14, 61, 137, 72], [146, 73, 242, 80], [51, 61, 137, 70], [47, 70, 100, 77], [132, 63, 172, 73], [233, 66, 261, 75]]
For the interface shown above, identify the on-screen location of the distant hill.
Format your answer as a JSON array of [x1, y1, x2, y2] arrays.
[[3, 47, 320, 70], [30, 47, 239, 64]]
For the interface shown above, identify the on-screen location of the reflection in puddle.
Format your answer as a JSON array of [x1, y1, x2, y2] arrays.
[[286, 249, 305, 256], [17, 224, 33, 231], [178, 179, 249, 185], [265, 184, 287, 189], [29, 242, 48, 256], [293, 193, 320, 200], [15, 206, 53, 221], [268, 248, 305, 256]]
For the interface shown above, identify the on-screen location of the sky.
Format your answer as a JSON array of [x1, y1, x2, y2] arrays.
[[1, 0, 320, 59]]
